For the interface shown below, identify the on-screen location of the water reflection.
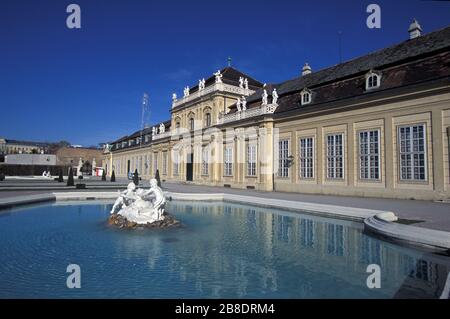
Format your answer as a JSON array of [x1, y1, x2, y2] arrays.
[[104, 200, 450, 298]]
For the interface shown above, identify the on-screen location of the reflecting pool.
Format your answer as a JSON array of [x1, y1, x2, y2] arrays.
[[0, 200, 449, 298]]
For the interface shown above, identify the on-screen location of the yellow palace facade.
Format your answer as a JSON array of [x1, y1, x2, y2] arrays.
[[104, 23, 450, 201]]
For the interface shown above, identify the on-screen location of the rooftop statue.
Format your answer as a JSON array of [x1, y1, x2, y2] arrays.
[[159, 123, 165, 133], [172, 93, 177, 101], [236, 97, 242, 112], [214, 70, 223, 83], [262, 89, 268, 105], [241, 96, 247, 111], [272, 88, 279, 105], [183, 86, 190, 97], [152, 126, 157, 136], [239, 76, 244, 89], [244, 78, 249, 90], [198, 78, 205, 90]]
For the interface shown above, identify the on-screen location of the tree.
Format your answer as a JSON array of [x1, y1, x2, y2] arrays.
[[111, 170, 116, 182], [58, 169, 64, 182], [101, 169, 106, 181], [67, 167, 74, 186], [155, 169, 161, 187], [133, 169, 139, 185]]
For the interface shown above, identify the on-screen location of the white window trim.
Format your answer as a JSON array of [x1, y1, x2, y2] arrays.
[[202, 147, 209, 176], [246, 144, 257, 177], [224, 146, 233, 177], [398, 123, 428, 182], [299, 136, 315, 179], [358, 129, 381, 181], [365, 71, 381, 90], [300, 88, 312, 106], [277, 139, 290, 178], [326, 133, 345, 180]]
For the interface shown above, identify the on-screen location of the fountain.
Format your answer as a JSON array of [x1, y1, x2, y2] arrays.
[[108, 178, 180, 229]]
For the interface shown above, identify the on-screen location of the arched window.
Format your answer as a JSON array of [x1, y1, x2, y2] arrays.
[[300, 88, 312, 106], [365, 71, 381, 90], [189, 118, 195, 131], [205, 113, 211, 127]]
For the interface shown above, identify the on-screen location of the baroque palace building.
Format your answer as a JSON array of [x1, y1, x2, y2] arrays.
[[104, 21, 450, 201]]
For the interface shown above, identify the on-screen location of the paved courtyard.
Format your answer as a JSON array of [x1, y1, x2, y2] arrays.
[[0, 178, 449, 232]]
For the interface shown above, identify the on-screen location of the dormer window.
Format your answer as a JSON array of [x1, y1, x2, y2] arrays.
[[365, 71, 381, 90], [300, 88, 312, 106]]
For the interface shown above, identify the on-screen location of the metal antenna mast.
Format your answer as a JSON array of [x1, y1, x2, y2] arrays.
[[140, 92, 149, 148]]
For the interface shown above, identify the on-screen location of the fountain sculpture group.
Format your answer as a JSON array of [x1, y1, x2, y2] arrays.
[[108, 178, 180, 229]]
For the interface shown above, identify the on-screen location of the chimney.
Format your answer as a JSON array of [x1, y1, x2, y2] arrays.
[[302, 63, 312, 76], [408, 19, 422, 39]]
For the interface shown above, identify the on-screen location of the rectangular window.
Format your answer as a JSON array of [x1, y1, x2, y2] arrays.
[[173, 151, 179, 176], [246, 144, 257, 176], [153, 153, 158, 174], [398, 124, 427, 181], [162, 152, 168, 175], [278, 139, 290, 178], [359, 130, 380, 180], [224, 146, 233, 176], [299, 137, 314, 179], [144, 155, 148, 175], [327, 134, 344, 179], [202, 147, 209, 175]]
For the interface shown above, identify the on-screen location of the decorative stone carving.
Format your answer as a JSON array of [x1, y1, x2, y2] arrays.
[[261, 89, 268, 105], [272, 88, 278, 105], [109, 179, 180, 228], [239, 76, 244, 89], [183, 86, 190, 97], [198, 78, 205, 90], [152, 127, 157, 136], [172, 93, 177, 101], [214, 70, 223, 83], [236, 97, 242, 112], [241, 96, 247, 111], [244, 78, 249, 90], [159, 123, 165, 133]]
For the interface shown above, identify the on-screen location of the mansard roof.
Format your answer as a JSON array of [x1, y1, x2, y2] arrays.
[[188, 66, 263, 94], [230, 25, 450, 113]]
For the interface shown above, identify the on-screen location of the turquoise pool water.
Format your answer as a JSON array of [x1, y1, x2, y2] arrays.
[[0, 200, 449, 298]]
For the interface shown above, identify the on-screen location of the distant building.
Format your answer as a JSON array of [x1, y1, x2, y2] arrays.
[[0, 138, 49, 155], [4, 154, 56, 166], [55, 146, 104, 173]]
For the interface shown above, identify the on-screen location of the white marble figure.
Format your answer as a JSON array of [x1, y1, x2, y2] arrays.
[[244, 78, 249, 90], [198, 78, 205, 90], [172, 93, 177, 101], [159, 123, 165, 133], [152, 126, 157, 136], [272, 88, 279, 105], [110, 179, 166, 224], [239, 77, 244, 89], [241, 96, 247, 111], [214, 70, 223, 83], [46, 171, 52, 178], [236, 97, 242, 112], [42, 171, 47, 177], [262, 89, 268, 105], [183, 86, 190, 97]]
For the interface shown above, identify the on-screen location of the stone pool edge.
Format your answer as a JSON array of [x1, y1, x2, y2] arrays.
[[1, 191, 449, 251]]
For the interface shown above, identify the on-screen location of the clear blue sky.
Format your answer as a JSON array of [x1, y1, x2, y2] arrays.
[[1, 0, 449, 146]]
